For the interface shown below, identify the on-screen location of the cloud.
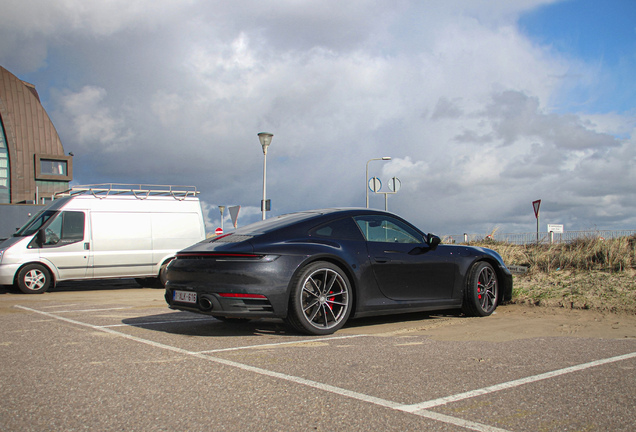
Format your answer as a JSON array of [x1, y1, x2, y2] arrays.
[[1, 0, 633, 235], [0, 0, 192, 72], [52, 86, 134, 152]]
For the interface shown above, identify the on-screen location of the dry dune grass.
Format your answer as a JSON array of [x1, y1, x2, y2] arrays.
[[468, 236, 636, 314]]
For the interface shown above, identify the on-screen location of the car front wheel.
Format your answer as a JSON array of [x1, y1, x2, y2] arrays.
[[286, 261, 352, 335], [462, 261, 499, 317], [17, 264, 52, 294]]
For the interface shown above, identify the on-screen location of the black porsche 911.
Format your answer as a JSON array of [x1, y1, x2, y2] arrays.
[[165, 208, 513, 335]]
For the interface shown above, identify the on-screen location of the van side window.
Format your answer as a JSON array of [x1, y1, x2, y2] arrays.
[[43, 211, 85, 246], [63, 211, 85, 241]]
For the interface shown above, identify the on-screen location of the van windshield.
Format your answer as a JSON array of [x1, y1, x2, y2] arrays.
[[13, 210, 58, 237]]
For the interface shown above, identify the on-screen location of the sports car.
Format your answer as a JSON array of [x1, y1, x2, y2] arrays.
[[165, 208, 512, 335]]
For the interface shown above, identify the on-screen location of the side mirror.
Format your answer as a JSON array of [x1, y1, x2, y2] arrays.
[[427, 233, 441, 249], [36, 229, 46, 247]]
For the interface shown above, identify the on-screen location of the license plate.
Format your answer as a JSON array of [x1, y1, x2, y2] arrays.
[[174, 290, 197, 304]]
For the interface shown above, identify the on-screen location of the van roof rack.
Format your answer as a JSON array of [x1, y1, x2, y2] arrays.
[[53, 184, 200, 200]]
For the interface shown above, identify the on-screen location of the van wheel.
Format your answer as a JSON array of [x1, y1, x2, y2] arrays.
[[17, 264, 52, 294]]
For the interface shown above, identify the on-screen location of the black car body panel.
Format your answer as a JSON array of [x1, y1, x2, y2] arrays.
[[165, 208, 513, 325]]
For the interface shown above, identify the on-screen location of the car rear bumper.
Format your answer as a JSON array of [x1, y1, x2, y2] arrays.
[[165, 288, 280, 318], [163, 253, 307, 318]]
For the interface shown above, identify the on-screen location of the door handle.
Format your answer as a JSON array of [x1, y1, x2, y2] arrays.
[[374, 256, 389, 263], [84, 242, 90, 250]]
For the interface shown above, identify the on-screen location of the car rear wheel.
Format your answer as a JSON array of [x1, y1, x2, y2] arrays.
[[17, 264, 52, 294], [462, 261, 499, 317], [286, 261, 352, 335]]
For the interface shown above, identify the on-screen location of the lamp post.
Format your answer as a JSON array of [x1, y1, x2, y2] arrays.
[[258, 132, 274, 220], [218, 205, 225, 232], [366, 157, 391, 208]]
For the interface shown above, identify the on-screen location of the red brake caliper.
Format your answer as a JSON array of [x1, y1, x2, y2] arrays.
[[327, 291, 335, 310]]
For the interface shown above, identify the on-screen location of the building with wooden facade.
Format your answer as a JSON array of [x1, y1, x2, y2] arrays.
[[0, 65, 72, 204]]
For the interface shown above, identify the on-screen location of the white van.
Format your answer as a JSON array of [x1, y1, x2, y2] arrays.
[[0, 184, 206, 294]]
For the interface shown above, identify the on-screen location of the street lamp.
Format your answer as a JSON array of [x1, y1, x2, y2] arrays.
[[366, 157, 391, 208], [258, 132, 274, 220]]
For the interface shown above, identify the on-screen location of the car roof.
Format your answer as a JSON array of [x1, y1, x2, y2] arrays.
[[231, 208, 394, 235]]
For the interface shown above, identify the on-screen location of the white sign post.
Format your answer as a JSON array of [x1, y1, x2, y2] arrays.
[[547, 224, 563, 244]]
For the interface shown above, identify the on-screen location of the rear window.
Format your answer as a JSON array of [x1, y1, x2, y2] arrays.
[[233, 211, 321, 235], [309, 217, 364, 241]]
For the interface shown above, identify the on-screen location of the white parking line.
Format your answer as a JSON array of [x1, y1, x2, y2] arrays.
[[196, 334, 368, 353], [397, 351, 636, 413], [16, 304, 635, 432], [103, 317, 217, 327], [42, 307, 134, 313]]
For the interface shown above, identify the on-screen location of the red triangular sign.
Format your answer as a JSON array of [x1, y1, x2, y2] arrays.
[[532, 200, 541, 218]]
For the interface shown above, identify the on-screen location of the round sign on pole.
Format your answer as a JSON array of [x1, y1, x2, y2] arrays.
[[388, 177, 401, 192], [215, 227, 223, 236], [368, 177, 382, 192]]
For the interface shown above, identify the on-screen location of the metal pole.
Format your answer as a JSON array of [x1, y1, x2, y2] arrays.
[[365, 161, 370, 208], [258, 132, 273, 221], [536, 210, 540, 244], [262, 151, 267, 220]]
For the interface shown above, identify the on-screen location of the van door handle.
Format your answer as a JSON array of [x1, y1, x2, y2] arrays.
[[374, 256, 389, 263], [84, 242, 90, 250]]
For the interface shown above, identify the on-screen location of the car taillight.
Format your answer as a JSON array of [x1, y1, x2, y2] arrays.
[[176, 252, 261, 259], [218, 293, 267, 299]]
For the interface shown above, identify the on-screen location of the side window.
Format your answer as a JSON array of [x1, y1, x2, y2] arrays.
[[62, 211, 85, 241], [43, 211, 85, 246], [308, 217, 365, 241], [354, 215, 424, 244]]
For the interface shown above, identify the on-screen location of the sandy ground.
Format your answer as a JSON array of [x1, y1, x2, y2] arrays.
[[1, 282, 635, 342], [344, 303, 636, 341]]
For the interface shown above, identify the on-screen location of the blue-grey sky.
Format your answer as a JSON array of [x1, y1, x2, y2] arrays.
[[1, 0, 634, 235]]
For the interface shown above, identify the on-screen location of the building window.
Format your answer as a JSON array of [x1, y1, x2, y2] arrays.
[[40, 159, 67, 176], [34, 154, 73, 181]]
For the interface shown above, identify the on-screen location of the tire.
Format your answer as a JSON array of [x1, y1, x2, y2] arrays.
[[16, 264, 52, 294], [286, 261, 352, 335], [462, 261, 499, 317]]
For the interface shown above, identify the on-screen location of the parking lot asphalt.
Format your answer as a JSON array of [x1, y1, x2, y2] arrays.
[[1, 281, 635, 431]]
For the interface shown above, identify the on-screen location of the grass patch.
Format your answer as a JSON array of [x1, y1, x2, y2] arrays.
[[467, 235, 636, 314]]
